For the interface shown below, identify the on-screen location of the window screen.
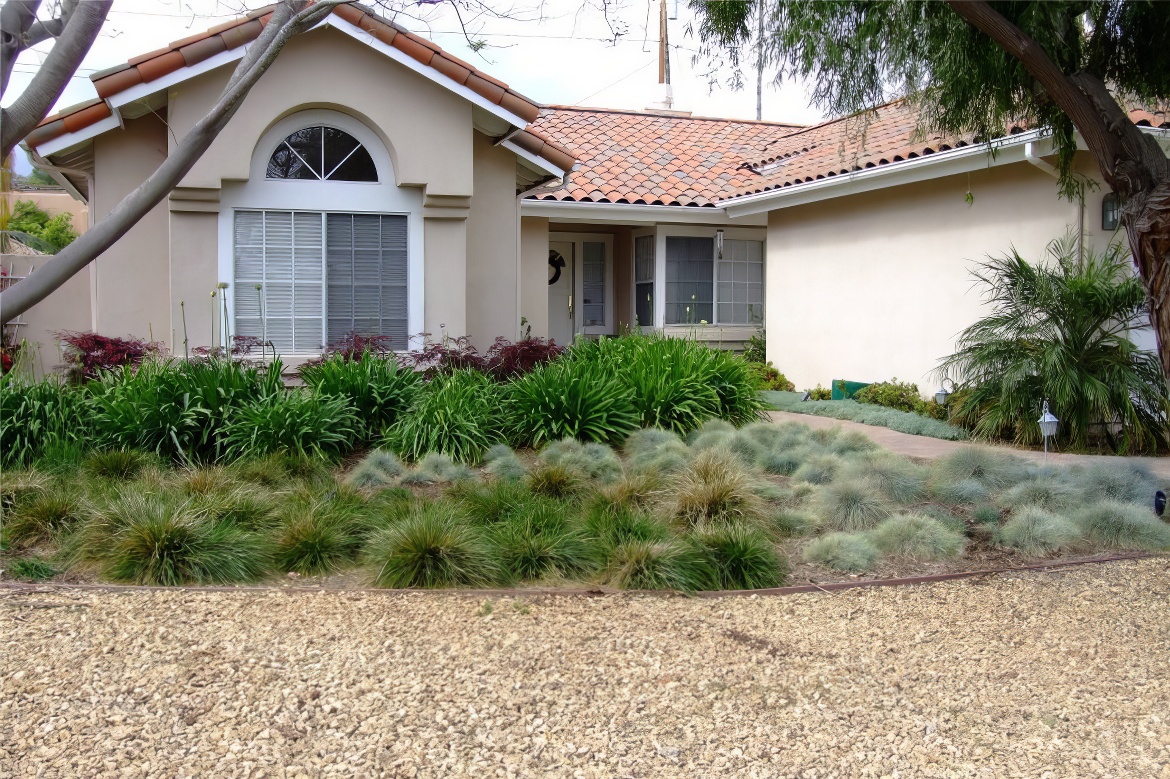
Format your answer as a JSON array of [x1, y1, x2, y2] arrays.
[[581, 241, 606, 327], [634, 235, 654, 327], [717, 239, 764, 324], [665, 236, 713, 325]]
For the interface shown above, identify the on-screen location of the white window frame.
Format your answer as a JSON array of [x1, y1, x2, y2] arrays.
[[549, 231, 615, 336], [218, 109, 424, 357], [651, 225, 766, 330]]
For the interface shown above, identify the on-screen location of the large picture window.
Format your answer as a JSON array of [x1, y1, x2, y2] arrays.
[[234, 210, 408, 353], [664, 235, 763, 325]]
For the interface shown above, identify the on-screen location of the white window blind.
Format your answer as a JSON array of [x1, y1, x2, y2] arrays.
[[717, 239, 764, 324], [326, 213, 408, 349], [234, 210, 323, 353], [234, 210, 408, 354]]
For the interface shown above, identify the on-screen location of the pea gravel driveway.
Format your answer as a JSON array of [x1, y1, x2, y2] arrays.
[[3, 559, 1169, 778]]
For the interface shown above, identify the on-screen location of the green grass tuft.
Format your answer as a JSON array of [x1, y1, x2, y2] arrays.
[[670, 448, 766, 529], [490, 503, 597, 581], [1071, 501, 1170, 551], [971, 504, 1003, 525], [932, 447, 1026, 489], [869, 514, 967, 561], [346, 449, 406, 489], [583, 505, 671, 548], [538, 438, 623, 482], [929, 477, 991, 506], [802, 532, 879, 572], [815, 479, 892, 531], [769, 509, 818, 537], [998, 477, 1076, 511], [83, 449, 150, 481], [9, 556, 58, 580], [792, 454, 842, 485], [484, 444, 527, 481], [526, 463, 585, 500], [1077, 462, 1157, 505], [691, 525, 787, 589], [6, 486, 86, 548], [997, 507, 1083, 555], [842, 454, 926, 503], [448, 479, 535, 525], [273, 503, 360, 575], [364, 504, 504, 588], [603, 539, 714, 591]]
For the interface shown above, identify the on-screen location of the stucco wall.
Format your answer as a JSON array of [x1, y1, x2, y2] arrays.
[[91, 114, 171, 341], [765, 157, 1119, 392], [520, 216, 549, 338], [424, 217, 467, 338], [466, 132, 519, 345], [171, 28, 473, 197]]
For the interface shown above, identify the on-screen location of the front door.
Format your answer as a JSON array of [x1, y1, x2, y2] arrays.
[[548, 240, 574, 345]]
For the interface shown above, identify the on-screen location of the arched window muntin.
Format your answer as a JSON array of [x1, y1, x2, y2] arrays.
[[266, 124, 379, 182]]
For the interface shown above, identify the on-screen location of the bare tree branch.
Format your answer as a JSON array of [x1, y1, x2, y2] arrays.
[[0, 0, 42, 95], [0, 0, 346, 325], [0, 0, 111, 159]]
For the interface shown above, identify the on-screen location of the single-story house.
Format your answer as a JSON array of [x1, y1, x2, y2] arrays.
[[19, 2, 1170, 390]]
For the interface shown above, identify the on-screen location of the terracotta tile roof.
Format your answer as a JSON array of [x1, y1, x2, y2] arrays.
[[25, 1, 575, 172], [527, 106, 804, 207]]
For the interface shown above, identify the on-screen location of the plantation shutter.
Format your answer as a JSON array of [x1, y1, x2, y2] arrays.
[[326, 213, 408, 349], [233, 210, 324, 353]]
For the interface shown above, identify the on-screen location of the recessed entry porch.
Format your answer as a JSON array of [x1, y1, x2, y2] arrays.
[[523, 205, 767, 349]]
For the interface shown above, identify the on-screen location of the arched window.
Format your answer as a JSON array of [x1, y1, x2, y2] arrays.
[[266, 125, 378, 181]]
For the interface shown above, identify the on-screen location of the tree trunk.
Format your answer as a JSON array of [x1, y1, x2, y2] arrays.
[[947, 0, 1170, 379]]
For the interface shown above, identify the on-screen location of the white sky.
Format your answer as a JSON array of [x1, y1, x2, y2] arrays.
[[5, 0, 827, 172]]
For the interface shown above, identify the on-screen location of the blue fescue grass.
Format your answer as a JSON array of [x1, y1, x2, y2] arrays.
[[762, 391, 969, 440]]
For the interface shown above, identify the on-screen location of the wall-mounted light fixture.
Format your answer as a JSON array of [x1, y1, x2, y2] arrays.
[[1102, 192, 1120, 231]]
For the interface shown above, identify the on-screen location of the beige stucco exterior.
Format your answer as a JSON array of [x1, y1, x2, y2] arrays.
[[519, 216, 549, 337], [764, 155, 1123, 392], [466, 133, 521, 346]]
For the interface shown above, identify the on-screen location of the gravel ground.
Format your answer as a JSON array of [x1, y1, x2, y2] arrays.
[[3, 559, 1169, 779]]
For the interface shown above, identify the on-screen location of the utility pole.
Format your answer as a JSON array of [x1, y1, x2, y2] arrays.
[[652, 0, 673, 110], [756, 4, 764, 120]]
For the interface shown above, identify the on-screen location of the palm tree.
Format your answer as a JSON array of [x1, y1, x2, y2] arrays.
[[939, 234, 1168, 454]]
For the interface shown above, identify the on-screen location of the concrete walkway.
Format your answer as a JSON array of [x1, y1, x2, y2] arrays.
[[768, 410, 1170, 481]]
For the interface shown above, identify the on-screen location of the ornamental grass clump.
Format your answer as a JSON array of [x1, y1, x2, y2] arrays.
[[1071, 501, 1170, 551], [869, 514, 967, 561], [670, 448, 766, 529], [583, 505, 671, 548], [792, 453, 842, 485], [603, 539, 714, 591], [929, 477, 991, 506], [815, 479, 892, 532], [83, 448, 151, 481], [273, 505, 360, 576], [190, 486, 279, 531], [691, 525, 787, 590], [387, 369, 504, 464], [448, 479, 534, 525], [491, 503, 597, 581], [6, 486, 86, 548], [842, 454, 926, 503], [538, 438, 623, 483], [224, 390, 360, 461], [526, 463, 585, 500], [364, 504, 504, 588], [505, 358, 639, 447], [998, 476, 1076, 512], [483, 444, 527, 481], [760, 447, 808, 476], [590, 471, 664, 517], [346, 449, 407, 489], [802, 532, 879, 572], [9, 557, 57, 581], [1077, 462, 1157, 505], [997, 507, 1083, 556], [931, 447, 1026, 490], [87, 493, 270, 585]]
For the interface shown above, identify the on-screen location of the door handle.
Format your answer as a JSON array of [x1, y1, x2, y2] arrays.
[[568, 294, 573, 319]]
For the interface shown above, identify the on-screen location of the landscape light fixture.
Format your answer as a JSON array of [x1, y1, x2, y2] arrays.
[[1155, 490, 1166, 518], [1102, 192, 1120, 231], [1038, 400, 1059, 461], [934, 378, 955, 406]]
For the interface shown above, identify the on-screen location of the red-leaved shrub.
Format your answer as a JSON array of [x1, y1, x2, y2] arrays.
[[484, 336, 564, 379], [56, 331, 162, 381]]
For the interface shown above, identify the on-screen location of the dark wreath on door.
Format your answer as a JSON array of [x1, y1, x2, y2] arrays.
[[548, 249, 566, 285]]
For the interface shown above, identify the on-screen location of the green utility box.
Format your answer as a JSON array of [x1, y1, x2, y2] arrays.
[[830, 380, 871, 400]]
